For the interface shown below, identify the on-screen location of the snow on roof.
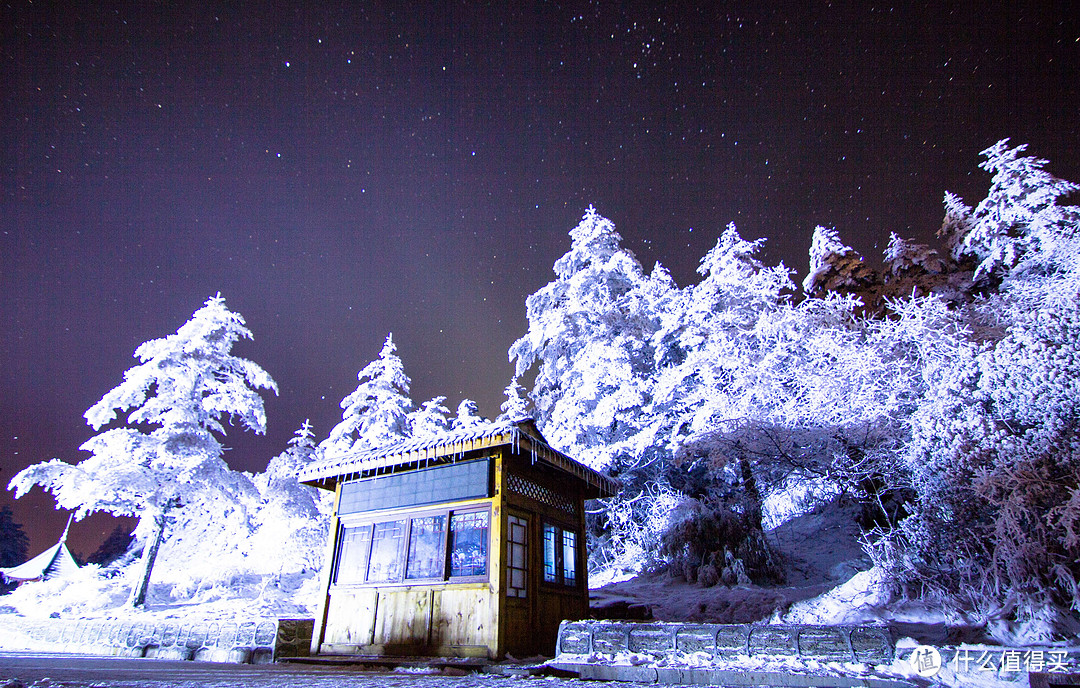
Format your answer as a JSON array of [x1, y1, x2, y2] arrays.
[[0, 540, 80, 584], [299, 417, 619, 498]]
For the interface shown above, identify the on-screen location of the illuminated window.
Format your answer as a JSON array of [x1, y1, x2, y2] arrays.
[[367, 519, 407, 582], [334, 524, 372, 585], [405, 515, 446, 579], [449, 511, 489, 578], [543, 524, 558, 583], [543, 522, 578, 587], [562, 529, 577, 587], [333, 508, 489, 586], [507, 515, 528, 598]]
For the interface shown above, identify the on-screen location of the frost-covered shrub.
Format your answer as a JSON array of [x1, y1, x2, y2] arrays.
[[587, 481, 683, 580], [878, 300, 1080, 641], [761, 473, 843, 531], [659, 498, 782, 587]]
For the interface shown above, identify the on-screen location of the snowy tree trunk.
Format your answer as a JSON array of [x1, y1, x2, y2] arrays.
[[128, 508, 169, 608], [739, 457, 763, 531]]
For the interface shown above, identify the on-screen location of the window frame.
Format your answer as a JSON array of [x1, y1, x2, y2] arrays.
[[541, 521, 580, 589], [506, 514, 529, 599], [332, 504, 490, 588]]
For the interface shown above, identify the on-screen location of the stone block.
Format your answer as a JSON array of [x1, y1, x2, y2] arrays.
[[161, 622, 178, 648], [849, 626, 892, 663], [797, 626, 852, 661], [274, 619, 315, 658], [675, 624, 718, 656], [557, 621, 592, 655], [748, 625, 797, 656], [236, 621, 257, 646], [218, 622, 238, 649], [628, 623, 674, 654], [592, 624, 630, 655], [714, 624, 750, 657], [204, 622, 221, 649], [255, 620, 277, 647], [187, 623, 207, 649], [139, 622, 158, 648]]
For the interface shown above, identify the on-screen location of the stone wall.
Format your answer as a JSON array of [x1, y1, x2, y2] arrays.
[[0, 615, 314, 664], [556, 621, 894, 664]]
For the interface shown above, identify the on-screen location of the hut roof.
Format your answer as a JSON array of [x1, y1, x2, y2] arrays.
[[0, 522, 80, 584], [299, 418, 619, 499]]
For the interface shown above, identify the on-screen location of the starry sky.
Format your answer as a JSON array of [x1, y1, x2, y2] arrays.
[[2, 0, 1078, 557]]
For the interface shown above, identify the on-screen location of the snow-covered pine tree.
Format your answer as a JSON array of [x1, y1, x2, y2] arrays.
[[250, 421, 331, 576], [258, 420, 325, 522], [86, 523, 134, 567], [9, 294, 278, 606], [868, 142, 1080, 641], [802, 225, 878, 298], [452, 400, 486, 429], [496, 379, 531, 422], [883, 233, 945, 283], [893, 300, 1080, 640], [319, 334, 413, 458], [0, 506, 29, 592], [956, 139, 1080, 280], [0, 506, 29, 569], [509, 206, 668, 470], [409, 397, 451, 438]]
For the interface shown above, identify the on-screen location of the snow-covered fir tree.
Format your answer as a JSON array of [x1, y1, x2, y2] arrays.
[[883, 233, 945, 284], [319, 334, 413, 457], [0, 506, 29, 570], [496, 379, 531, 422], [408, 397, 451, 438], [509, 206, 668, 470], [249, 421, 331, 577], [955, 139, 1080, 280], [9, 294, 278, 606], [452, 399, 486, 429], [802, 225, 877, 297]]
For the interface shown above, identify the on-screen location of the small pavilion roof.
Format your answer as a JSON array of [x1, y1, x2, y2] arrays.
[[299, 418, 619, 499], [0, 518, 80, 584]]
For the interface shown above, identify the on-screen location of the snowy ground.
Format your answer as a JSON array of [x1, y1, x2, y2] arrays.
[[0, 654, 600, 688], [590, 495, 988, 648], [0, 495, 1057, 688], [592, 497, 873, 623]]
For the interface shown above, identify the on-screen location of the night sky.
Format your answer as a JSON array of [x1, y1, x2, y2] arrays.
[[2, 1, 1078, 557]]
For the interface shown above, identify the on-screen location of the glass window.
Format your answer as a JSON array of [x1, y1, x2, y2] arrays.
[[335, 524, 372, 585], [449, 511, 489, 577], [332, 508, 491, 587], [543, 523, 558, 583], [507, 516, 528, 598], [366, 519, 406, 582], [562, 529, 578, 587], [542, 523, 579, 587], [406, 515, 446, 579]]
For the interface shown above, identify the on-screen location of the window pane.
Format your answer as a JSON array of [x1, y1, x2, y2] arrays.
[[367, 519, 407, 582], [543, 523, 558, 583], [335, 524, 372, 585], [449, 511, 489, 577], [406, 515, 446, 579], [507, 516, 528, 598], [562, 529, 578, 587]]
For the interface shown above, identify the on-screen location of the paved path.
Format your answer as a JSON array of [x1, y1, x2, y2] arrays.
[[0, 654, 599, 688]]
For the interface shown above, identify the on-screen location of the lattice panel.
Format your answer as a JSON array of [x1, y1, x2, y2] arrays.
[[507, 474, 575, 514]]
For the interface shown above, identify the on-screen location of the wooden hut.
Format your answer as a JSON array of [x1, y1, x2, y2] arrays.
[[299, 418, 618, 659]]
